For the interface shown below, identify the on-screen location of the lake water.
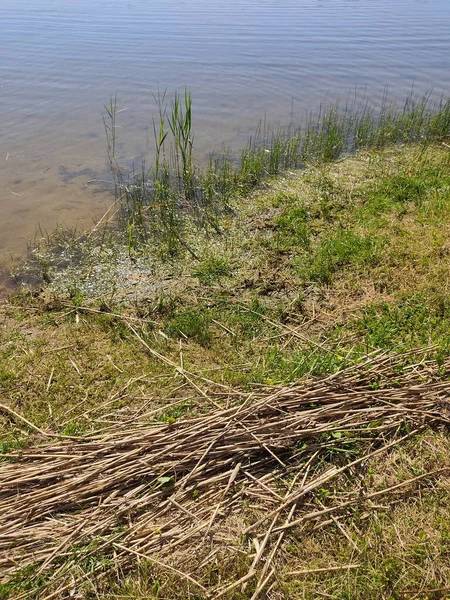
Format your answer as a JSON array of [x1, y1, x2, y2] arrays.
[[1, 0, 449, 288]]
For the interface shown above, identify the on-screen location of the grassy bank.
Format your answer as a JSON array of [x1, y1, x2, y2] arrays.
[[1, 103, 450, 598]]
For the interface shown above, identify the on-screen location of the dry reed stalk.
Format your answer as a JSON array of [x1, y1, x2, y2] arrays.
[[286, 564, 361, 576], [0, 349, 449, 598]]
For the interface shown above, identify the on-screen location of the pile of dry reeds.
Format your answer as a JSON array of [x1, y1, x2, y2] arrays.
[[1, 350, 449, 599]]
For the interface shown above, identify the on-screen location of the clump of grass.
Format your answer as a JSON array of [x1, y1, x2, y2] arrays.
[[375, 172, 428, 204], [274, 204, 311, 250], [301, 230, 382, 284], [193, 255, 232, 285], [252, 344, 350, 384], [165, 308, 212, 346]]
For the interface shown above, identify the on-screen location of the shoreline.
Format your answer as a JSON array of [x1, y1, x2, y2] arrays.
[[9, 91, 450, 301], [1, 96, 450, 598]]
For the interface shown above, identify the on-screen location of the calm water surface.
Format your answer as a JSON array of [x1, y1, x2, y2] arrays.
[[1, 0, 449, 282]]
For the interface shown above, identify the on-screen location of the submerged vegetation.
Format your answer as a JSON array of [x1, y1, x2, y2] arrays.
[[1, 91, 450, 598]]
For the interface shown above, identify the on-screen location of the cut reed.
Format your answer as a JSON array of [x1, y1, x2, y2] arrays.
[[1, 349, 449, 598]]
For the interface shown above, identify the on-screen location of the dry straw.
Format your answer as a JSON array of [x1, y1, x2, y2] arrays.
[[1, 349, 449, 598]]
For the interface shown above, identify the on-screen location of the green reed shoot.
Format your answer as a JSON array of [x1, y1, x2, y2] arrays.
[[103, 88, 450, 258]]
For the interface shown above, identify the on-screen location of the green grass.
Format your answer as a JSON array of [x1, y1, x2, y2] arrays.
[[0, 564, 46, 599], [274, 204, 311, 251], [165, 308, 212, 346], [300, 230, 383, 284], [354, 296, 450, 352], [193, 254, 232, 284]]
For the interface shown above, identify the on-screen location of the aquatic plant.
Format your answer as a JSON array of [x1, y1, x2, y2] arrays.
[[103, 88, 450, 257]]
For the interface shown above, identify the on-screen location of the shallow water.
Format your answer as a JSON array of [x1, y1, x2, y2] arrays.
[[1, 0, 449, 283]]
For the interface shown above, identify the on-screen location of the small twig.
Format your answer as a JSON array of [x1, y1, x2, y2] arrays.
[[0, 403, 49, 437], [286, 563, 360, 576], [46, 368, 54, 392], [400, 587, 450, 596]]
